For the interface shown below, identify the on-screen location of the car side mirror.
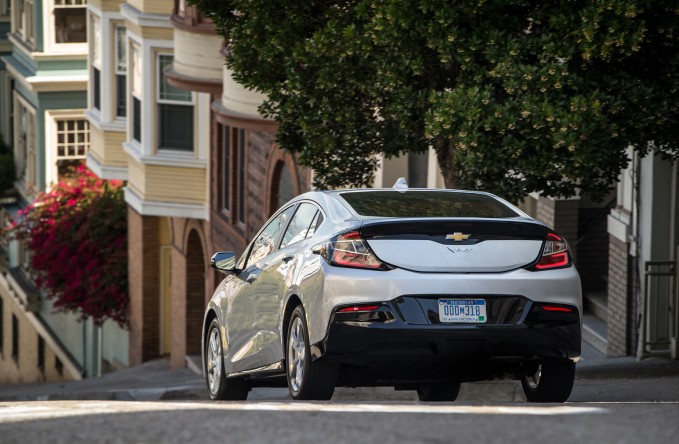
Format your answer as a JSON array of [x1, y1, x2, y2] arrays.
[[210, 252, 237, 274]]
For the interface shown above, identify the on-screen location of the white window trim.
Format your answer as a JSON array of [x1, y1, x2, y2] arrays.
[[45, 109, 89, 189], [43, 0, 88, 55], [128, 40, 142, 150], [13, 0, 35, 46], [89, 12, 102, 113], [13, 92, 37, 192]]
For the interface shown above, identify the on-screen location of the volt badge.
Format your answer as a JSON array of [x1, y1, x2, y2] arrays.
[[446, 232, 471, 242]]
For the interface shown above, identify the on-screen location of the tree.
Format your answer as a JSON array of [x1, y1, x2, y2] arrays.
[[193, 0, 679, 202], [3, 166, 128, 327]]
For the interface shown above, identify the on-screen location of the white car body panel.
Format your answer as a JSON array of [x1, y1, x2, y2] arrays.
[[366, 239, 544, 273], [305, 262, 582, 346]]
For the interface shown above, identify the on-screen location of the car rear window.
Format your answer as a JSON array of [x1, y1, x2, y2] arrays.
[[338, 191, 519, 218]]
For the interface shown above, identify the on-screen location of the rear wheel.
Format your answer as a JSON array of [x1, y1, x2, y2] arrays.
[[205, 319, 250, 400], [416, 381, 461, 402], [286, 305, 337, 400], [521, 360, 575, 403]]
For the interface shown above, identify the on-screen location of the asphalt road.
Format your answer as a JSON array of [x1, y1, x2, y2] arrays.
[[0, 399, 677, 444]]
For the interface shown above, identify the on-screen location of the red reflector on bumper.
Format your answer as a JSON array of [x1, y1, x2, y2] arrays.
[[338, 305, 380, 313], [541, 306, 574, 313]]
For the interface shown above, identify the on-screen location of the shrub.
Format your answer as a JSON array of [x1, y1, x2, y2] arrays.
[[3, 165, 128, 327]]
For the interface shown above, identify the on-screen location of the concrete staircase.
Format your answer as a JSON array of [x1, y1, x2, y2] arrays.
[[582, 291, 608, 354]]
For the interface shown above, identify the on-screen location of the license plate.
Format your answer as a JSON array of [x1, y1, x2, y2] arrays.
[[438, 299, 487, 323]]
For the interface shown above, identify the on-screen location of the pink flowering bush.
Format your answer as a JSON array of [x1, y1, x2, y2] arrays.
[[4, 165, 128, 327]]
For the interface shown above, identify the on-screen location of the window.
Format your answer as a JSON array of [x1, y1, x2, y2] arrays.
[[222, 125, 230, 212], [236, 128, 245, 223], [280, 203, 319, 249], [246, 206, 295, 267], [11, 314, 18, 363], [13, 94, 36, 187], [38, 335, 45, 373], [157, 54, 193, 151], [55, 118, 89, 179], [221, 126, 246, 223], [90, 14, 101, 111], [1, 0, 11, 16], [54, 0, 86, 44], [115, 26, 127, 118], [130, 43, 141, 143]]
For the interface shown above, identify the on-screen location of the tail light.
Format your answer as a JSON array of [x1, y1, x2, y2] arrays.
[[321, 230, 391, 270], [533, 232, 571, 270]]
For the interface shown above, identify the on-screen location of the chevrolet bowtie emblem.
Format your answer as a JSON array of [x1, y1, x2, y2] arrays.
[[446, 232, 471, 241]]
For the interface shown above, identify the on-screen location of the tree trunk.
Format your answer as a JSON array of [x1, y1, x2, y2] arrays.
[[434, 135, 458, 189]]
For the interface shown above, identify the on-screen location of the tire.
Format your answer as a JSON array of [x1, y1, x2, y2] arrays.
[[205, 319, 250, 401], [521, 360, 575, 403], [417, 381, 461, 402], [286, 305, 337, 400]]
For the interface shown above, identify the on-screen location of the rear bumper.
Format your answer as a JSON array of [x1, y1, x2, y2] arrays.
[[312, 301, 581, 384]]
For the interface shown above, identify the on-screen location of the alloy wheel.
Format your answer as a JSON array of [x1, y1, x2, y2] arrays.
[[287, 316, 306, 393], [207, 327, 222, 396]]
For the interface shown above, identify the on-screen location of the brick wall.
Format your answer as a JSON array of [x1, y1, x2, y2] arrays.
[[607, 234, 633, 356], [185, 230, 205, 356], [535, 197, 580, 264], [170, 242, 187, 368], [128, 208, 161, 366], [210, 124, 311, 256]]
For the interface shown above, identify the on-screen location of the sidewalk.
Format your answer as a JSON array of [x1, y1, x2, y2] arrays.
[[0, 342, 677, 403]]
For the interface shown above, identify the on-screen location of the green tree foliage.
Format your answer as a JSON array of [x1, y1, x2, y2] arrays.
[[0, 135, 15, 196], [193, 0, 679, 202]]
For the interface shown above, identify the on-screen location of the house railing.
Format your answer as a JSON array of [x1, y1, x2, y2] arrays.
[[639, 260, 677, 359]]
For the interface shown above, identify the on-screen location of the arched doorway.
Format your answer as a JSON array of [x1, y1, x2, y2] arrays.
[[185, 230, 205, 356], [270, 160, 295, 214]]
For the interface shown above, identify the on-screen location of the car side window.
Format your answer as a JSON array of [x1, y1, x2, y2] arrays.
[[280, 203, 319, 249], [246, 206, 295, 267], [306, 211, 324, 238]]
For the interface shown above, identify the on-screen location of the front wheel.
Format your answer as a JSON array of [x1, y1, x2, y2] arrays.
[[205, 319, 250, 400], [521, 360, 575, 403], [286, 305, 337, 400]]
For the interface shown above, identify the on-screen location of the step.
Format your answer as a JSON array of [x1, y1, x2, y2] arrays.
[[582, 312, 608, 355], [583, 291, 608, 323]]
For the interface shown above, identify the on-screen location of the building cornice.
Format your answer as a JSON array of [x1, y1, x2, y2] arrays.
[[123, 141, 208, 169], [121, 3, 172, 29], [86, 153, 129, 181], [124, 187, 209, 221]]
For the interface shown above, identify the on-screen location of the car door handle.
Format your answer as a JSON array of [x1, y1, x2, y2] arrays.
[[282, 255, 294, 264]]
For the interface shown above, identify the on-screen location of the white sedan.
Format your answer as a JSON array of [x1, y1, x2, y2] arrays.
[[203, 182, 582, 402]]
